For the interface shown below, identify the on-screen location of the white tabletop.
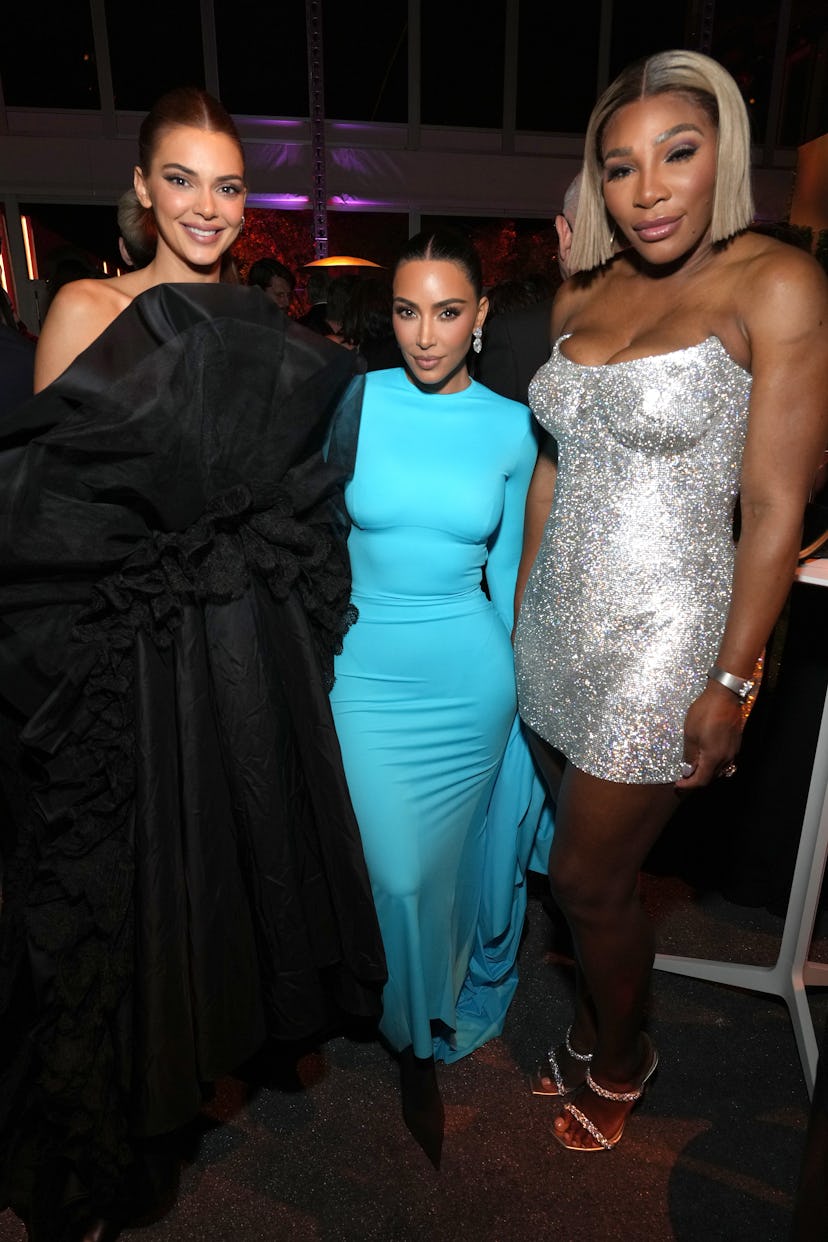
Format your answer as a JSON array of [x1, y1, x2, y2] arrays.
[[796, 559, 828, 588]]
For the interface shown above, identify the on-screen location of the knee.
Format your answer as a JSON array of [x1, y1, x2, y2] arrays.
[[547, 850, 630, 923], [367, 853, 425, 904], [548, 850, 594, 914]]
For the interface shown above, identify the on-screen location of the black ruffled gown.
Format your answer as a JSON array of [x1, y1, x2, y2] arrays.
[[0, 283, 386, 1239]]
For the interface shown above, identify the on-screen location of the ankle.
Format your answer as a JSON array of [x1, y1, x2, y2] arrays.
[[399, 1047, 436, 1077], [591, 1033, 657, 1094], [565, 1025, 594, 1061]]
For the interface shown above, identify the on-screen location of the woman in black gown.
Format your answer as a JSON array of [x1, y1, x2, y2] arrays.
[[0, 88, 385, 1241]]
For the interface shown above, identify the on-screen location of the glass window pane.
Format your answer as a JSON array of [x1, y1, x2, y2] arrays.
[[327, 211, 408, 269], [1, 2, 100, 109], [778, 0, 828, 146], [215, 0, 309, 117], [516, 0, 602, 133], [107, 0, 205, 111], [23, 203, 120, 281], [323, 1, 408, 123], [608, 1, 689, 81], [711, 0, 780, 146], [422, 0, 506, 128]]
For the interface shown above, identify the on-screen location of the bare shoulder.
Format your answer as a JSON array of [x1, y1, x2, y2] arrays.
[[34, 276, 136, 391], [728, 232, 828, 343], [550, 281, 576, 338], [551, 264, 614, 337]]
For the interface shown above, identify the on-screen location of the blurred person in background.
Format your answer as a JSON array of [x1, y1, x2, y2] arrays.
[[477, 171, 582, 404], [342, 276, 399, 371], [324, 273, 359, 346], [246, 255, 296, 310], [0, 288, 35, 417], [298, 267, 332, 333]]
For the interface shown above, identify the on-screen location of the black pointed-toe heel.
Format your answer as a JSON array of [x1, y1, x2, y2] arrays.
[[398, 1047, 445, 1169]]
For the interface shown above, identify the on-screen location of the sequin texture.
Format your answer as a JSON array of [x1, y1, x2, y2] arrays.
[[514, 335, 752, 783]]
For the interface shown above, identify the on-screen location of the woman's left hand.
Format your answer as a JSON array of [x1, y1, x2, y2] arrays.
[[676, 683, 745, 789]]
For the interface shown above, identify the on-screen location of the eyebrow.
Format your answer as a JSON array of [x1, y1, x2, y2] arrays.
[[161, 162, 244, 181], [603, 123, 705, 160], [393, 296, 469, 307]]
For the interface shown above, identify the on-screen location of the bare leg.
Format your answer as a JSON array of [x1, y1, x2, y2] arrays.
[[527, 733, 596, 1093], [531, 736, 679, 1147]]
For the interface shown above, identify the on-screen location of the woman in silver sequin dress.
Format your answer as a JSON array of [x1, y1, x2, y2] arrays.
[[513, 50, 828, 1152]]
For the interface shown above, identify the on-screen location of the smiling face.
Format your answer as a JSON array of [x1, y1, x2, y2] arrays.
[[392, 258, 488, 394], [134, 125, 246, 278], [600, 91, 718, 266]]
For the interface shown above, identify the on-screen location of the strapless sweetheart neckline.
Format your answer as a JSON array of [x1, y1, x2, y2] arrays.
[[556, 333, 748, 374]]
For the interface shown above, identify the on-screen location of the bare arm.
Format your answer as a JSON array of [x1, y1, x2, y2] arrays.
[[680, 250, 828, 787]]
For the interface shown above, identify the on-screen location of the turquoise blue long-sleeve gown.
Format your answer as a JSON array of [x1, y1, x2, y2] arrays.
[[330, 367, 553, 1061]]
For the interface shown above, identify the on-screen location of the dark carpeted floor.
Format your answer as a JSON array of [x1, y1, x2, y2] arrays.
[[2, 871, 824, 1242]]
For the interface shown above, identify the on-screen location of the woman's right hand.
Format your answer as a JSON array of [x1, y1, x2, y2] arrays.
[[676, 682, 745, 789]]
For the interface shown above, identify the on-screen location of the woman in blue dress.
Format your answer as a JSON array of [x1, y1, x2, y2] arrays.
[[329, 230, 552, 1166]]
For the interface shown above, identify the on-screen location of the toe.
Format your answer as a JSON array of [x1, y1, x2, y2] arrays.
[[554, 1113, 586, 1149]]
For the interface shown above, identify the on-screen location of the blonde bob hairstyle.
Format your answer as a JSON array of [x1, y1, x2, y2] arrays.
[[571, 49, 754, 274]]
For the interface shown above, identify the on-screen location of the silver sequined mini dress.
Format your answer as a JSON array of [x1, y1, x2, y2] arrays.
[[514, 335, 752, 784]]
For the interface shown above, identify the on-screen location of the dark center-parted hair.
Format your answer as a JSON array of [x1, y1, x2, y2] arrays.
[[137, 86, 245, 176], [571, 49, 754, 274], [395, 229, 484, 299]]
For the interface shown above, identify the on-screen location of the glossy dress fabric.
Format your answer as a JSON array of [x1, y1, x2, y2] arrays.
[[0, 283, 386, 1239], [329, 367, 553, 1061], [516, 335, 752, 783]]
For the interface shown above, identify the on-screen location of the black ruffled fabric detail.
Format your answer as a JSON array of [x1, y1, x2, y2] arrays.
[[74, 479, 357, 686], [4, 483, 357, 1235]]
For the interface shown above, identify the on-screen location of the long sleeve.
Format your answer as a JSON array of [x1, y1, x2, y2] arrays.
[[485, 409, 538, 631]]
